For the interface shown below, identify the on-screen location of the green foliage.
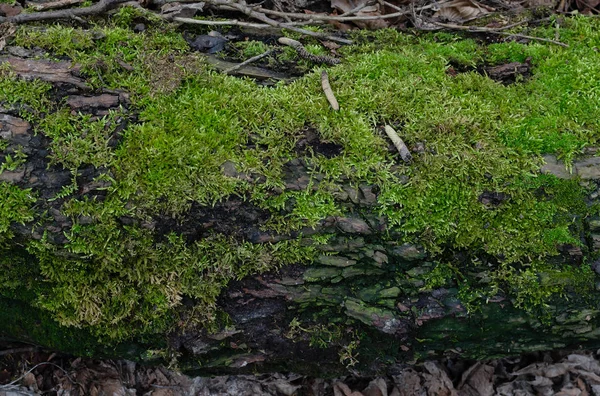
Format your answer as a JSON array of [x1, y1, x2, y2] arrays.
[[0, 183, 36, 241]]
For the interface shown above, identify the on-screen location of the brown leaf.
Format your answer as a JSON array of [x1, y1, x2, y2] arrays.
[[0, 4, 22, 17], [362, 378, 388, 396], [433, 0, 494, 21], [457, 362, 494, 396], [575, 0, 600, 14], [423, 362, 458, 396]]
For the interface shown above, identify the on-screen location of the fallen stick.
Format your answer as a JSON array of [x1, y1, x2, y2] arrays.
[[278, 37, 340, 66], [432, 21, 569, 47], [0, 0, 129, 23], [25, 0, 84, 11], [203, 0, 352, 45], [320, 71, 339, 111], [224, 48, 274, 74], [384, 125, 412, 163]]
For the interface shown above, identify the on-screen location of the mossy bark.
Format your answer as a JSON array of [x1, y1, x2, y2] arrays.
[[2, 36, 600, 376]]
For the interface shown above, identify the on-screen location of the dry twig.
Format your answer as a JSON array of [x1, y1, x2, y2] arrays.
[[278, 37, 340, 65], [202, 0, 352, 44], [432, 21, 569, 47], [224, 48, 275, 74], [321, 70, 339, 111], [0, 0, 129, 24], [25, 0, 84, 11], [384, 125, 412, 163]]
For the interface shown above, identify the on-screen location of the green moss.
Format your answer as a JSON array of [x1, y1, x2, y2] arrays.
[[3, 16, 600, 344], [0, 183, 36, 242]]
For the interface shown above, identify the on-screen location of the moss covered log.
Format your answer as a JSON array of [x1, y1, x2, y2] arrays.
[[1, 9, 600, 374]]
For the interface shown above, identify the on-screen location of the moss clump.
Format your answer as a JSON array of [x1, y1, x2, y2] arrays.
[[1, 15, 600, 345]]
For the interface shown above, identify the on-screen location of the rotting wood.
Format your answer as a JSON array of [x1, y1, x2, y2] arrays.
[[384, 125, 412, 163], [278, 37, 340, 66], [320, 70, 339, 111], [0, 0, 128, 24], [0, 56, 89, 90]]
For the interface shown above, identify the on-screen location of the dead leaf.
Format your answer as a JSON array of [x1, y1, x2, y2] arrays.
[[363, 378, 388, 396], [423, 362, 458, 396], [433, 0, 494, 21], [575, 0, 600, 14], [0, 4, 22, 17], [458, 362, 494, 396]]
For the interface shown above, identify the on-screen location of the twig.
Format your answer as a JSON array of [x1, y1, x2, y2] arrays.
[[254, 6, 408, 21], [25, 0, 84, 11], [203, 0, 352, 44], [172, 16, 318, 27], [432, 21, 569, 47], [278, 37, 340, 65], [224, 48, 274, 73], [173, 16, 272, 28], [384, 125, 412, 163], [0, 0, 129, 24], [0, 362, 81, 389], [320, 70, 339, 111], [0, 347, 38, 356]]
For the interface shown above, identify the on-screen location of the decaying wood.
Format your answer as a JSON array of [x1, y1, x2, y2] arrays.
[[66, 94, 121, 111], [0, 0, 128, 24], [25, 0, 85, 12], [320, 70, 339, 111], [278, 37, 341, 66], [0, 56, 89, 90], [384, 125, 412, 163]]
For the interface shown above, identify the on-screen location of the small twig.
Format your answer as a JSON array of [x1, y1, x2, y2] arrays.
[[0, 0, 129, 24], [339, 0, 371, 16], [0, 347, 38, 356], [172, 16, 317, 27], [173, 16, 272, 28], [320, 70, 339, 111], [224, 48, 274, 74], [384, 125, 412, 163], [254, 6, 408, 21], [0, 362, 81, 389], [432, 21, 569, 47], [25, 0, 84, 11], [278, 37, 340, 65], [204, 0, 352, 44]]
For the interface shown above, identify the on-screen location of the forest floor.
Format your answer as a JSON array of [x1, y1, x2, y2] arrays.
[[3, 342, 600, 395]]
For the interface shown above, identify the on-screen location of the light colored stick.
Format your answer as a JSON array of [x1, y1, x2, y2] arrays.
[[173, 16, 270, 28], [25, 0, 84, 11], [432, 22, 569, 47], [224, 48, 274, 74], [384, 125, 412, 163], [321, 71, 339, 111]]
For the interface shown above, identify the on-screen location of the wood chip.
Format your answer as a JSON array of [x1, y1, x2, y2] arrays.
[[321, 70, 339, 111], [384, 125, 412, 163]]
